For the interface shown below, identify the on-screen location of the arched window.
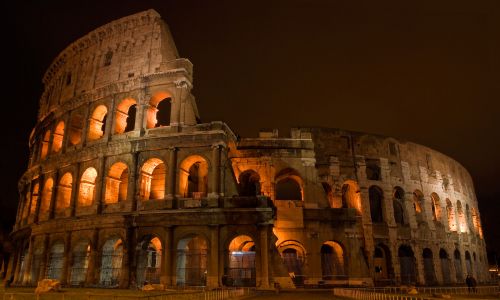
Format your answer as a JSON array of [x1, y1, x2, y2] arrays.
[[56, 173, 72, 211], [321, 241, 345, 279], [471, 207, 483, 238], [465, 251, 473, 276], [78, 168, 98, 206], [40, 130, 51, 160], [70, 241, 90, 286], [46, 242, 64, 280], [275, 169, 303, 201], [30, 183, 40, 215], [366, 159, 381, 180], [40, 178, 54, 214], [465, 204, 473, 231], [114, 98, 137, 134], [278, 241, 306, 286], [51, 121, 65, 153], [456, 201, 466, 232], [439, 249, 451, 284], [179, 156, 209, 198], [413, 190, 424, 223], [369, 186, 384, 223], [147, 92, 172, 129], [68, 110, 84, 146], [136, 236, 162, 286], [100, 238, 123, 287], [87, 105, 108, 141], [430, 193, 441, 221], [105, 162, 129, 203], [423, 248, 436, 285], [238, 170, 261, 197], [373, 244, 393, 283], [454, 249, 463, 282], [140, 158, 166, 200], [225, 235, 256, 287], [393, 187, 405, 225], [446, 199, 457, 231], [398, 245, 416, 285], [342, 181, 361, 214], [176, 235, 208, 286]]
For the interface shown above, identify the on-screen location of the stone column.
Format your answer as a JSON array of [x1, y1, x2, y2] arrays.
[[70, 164, 81, 217], [163, 226, 174, 286], [129, 152, 138, 211], [207, 225, 219, 288], [209, 144, 221, 199], [414, 245, 425, 285], [86, 229, 99, 286], [33, 173, 45, 223], [21, 236, 35, 285], [60, 231, 72, 286], [96, 156, 106, 214], [12, 246, 22, 284], [133, 153, 142, 211], [80, 105, 91, 147], [166, 147, 177, 200], [120, 226, 133, 288], [37, 234, 50, 281], [48, 172, 60, 220], [259, 225, 270, 288]]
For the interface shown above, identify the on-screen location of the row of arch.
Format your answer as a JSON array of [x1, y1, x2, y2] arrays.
[[36, 93, 173, 162]]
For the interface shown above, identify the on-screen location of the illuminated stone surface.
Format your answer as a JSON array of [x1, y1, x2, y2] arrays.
[[7, 9, 488, 289]]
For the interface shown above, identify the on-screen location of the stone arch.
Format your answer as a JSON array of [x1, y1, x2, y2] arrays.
[[29, 183, 40, 215], [430, 193, 441, 222], [393, 187, 406, 225], [342, 180, 361, 214], [51, 121, 65, 153], [147, 91, 173, 129], [413, 190, 424, 223], [114, 98, 137, 134], [176, 234, 208, 286], [78, 167, 98, 206], [238, 170, 261, 197], [105, 162, 129, 203], [68, 109, 85, 146], [398, 245, 416, 285], [369, 185, 384, 223], [374, 243, 394, 285], [471, 207, 483, 238], [56, 172, 73, 211], [465, 251, 473, 276], [136, 235, 162, 286], [423, 248, 437, 285], [87, 105, 108, 141], [439, 249, 451, 284], [275, 168, 303, 201], [40, 130, 51, 160], [46, 241, 64, 280], [224, 235, 256, 287], [454, 249, 463, 282], [465, 204, 473, 232], [40, 178, 54, 214], [321, 240, 345, 279], [140, 158, 166, 200], [70, 240, 91, 286], [456, 201, 466, 232], [277, 240, 306, 286], [322, 182, 337, 208], [179, 155, 209, 198], [99, 237, 123, 287], [446, 199, 457, 231]]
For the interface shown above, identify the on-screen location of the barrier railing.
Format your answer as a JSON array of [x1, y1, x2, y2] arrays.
[[1, 287, 252, 300], [333, 288, 429, 300]]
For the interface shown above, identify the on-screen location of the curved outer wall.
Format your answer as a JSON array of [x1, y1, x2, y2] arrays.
[[7, 10, 488, 289]]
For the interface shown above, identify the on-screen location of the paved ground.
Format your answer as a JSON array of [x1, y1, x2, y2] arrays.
[[244, 290, 340, 300]]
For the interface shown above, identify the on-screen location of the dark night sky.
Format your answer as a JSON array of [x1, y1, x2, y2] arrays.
[[3, 1, 499, 257]]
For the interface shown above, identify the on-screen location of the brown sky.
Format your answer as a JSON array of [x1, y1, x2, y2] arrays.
[[3, 0, 499, 255]]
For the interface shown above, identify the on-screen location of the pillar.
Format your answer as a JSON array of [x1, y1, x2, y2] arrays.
[[33, 173, 45, 223], [259, 225, 270, 288], [96, 157, 106, 214], [163, 226, 174, 286], [21, 236, 35, 285], [70, 164, 81, 217], [85, 229, 99, 286], [166, 147, 177, 200], [207, 225, 219, 288], [129, 152, 138, 211], [120, 226, 133, 288], [60, 231, 72, 286], [209, 144, 221, 198], [37, 234, 50, 282], [48, 172, 60, 220]]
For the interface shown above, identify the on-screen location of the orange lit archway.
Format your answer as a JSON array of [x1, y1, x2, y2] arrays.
[[179, 155, 209, 198], [51, 121, 65, 153], [88, 105, 108, 141], [105, 162, 129, 203], [115, 98, 137, 134], [140, 158, 166, 200], [56, 173, 73, 211], [78, 168, 98, 206], [146, 92, 172, 129]]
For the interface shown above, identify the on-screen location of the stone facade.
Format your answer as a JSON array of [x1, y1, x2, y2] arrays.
[[7, 9, 488, 289]]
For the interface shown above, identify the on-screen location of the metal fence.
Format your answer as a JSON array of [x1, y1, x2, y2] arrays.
[[1, 287, 251, 300], [333, 288, 429, 300]]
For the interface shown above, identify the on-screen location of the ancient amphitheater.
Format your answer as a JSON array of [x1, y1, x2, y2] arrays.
[[7, 10, 488, 289]]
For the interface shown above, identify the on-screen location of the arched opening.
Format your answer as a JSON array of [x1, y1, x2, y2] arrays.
[[40, 178, 53, 214], [374, 244, 394, 285], [40, 130, 51, 160], [456, 201, 466, 232], [413, 190, 424, 223], [100, 237, 123, 287], [366, 159, 381, 181], [393, 187, 405, 225], [78, 168, 97, 207], [321, 241, 345, 280], [176, 235, 208, 287], [423, 248, 437, 285], [430, 193, 441, 222], [179, 156, 208, 198], [369, 186, 384, 223], [471, 207, 483, 238], [136, 236, 162, 286], [238, 170, 261, 197], [17, 244, 29, 283], [465, 251, 473, 276], [30, 183, 40, 215], [398, 245, 416, 285], [140, 158, 166, 200], [322, 182, 337, 208], [87, 105, 108, 141], [114, 98, 137, 134], [68, 110, 84, 146], [105, 162, 129, 203], [342, 180, 361, 214], [30, 247, 43, 284], [454, 249, 463, 282], [56, 173, 72, 211], [147, 92, 172, 129], [70, 241, 90, 286], [276, 178, 302, 200], [439, 249, 451, 284], [465, 204, 473, 232], [225, 235, 256, 287], [45, 242, 64, 280], [446, 199, 457, 231], [51, 121, 65, 153], [278, 241, 305, 287]]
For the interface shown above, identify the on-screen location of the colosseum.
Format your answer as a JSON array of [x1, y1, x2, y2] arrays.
[[6, 9, 489, 289]]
